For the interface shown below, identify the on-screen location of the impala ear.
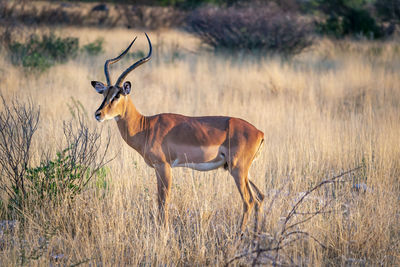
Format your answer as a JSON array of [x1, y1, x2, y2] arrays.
[[91, 81, 107, 94], [122, 81, 131, 95]]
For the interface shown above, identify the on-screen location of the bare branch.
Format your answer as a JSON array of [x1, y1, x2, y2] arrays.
[[284, 231, 327, 249], [0, 94, 40, 209], [285, 199, 335, 231], [281, 166, 362, 233]]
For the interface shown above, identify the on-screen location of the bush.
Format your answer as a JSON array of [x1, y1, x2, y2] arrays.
[[9, 33, 79, 71], [343, 8, 383, 38], [25, 148, 85, 202], [316, 0, 383, 39], [156, 0, 239, 9], [25, 147, 109, 203], [318, 9, 383, 38], [121, 5, 186, 29], [186, 5, 314, 55], [81, 38, 104, 56], [375, 0, 400, 23], [0, 96, 111, 216], [7, 34, 105, 71], [0, 96, 40, 213]]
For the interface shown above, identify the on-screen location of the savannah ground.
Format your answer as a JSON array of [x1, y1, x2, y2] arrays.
[[0, 27, 399, 265]]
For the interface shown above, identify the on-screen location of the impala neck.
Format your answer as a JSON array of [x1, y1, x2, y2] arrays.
[[116, 96, 147, 140]]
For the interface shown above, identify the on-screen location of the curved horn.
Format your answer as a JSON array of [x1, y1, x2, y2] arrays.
[[115, 33, 152, 87], [104, 37, 137, 86]]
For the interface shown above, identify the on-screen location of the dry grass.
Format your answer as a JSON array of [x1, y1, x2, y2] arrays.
[[0, 27, 399, 266]]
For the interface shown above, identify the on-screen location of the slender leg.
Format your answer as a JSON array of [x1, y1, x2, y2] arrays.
[[154, 163, 172, 227], [249, 178, 265, 233], [230, 167, 256, 233]]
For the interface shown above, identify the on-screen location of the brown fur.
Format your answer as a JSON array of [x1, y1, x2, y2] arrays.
[[94, 91, 265, 232]]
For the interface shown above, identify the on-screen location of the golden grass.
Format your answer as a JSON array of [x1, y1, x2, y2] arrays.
[[0, 27, 399, 265]]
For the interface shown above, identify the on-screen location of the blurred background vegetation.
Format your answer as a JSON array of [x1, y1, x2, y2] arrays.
[[0, 0, 397, 71], [1, 0, 399, 38], [0, 0, 400, 72], [0, 0, 399, 70]]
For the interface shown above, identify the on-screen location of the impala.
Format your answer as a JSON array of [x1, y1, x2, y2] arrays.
[[91, 33, 265, 232]]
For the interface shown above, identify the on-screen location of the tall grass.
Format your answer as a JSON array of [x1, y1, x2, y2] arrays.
[[0, 28, 399, 265]]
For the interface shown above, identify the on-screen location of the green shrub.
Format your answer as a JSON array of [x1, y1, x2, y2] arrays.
[[81, 38, 104, 56], [0, 96, 111, 218], [319, 9, 382, 38], [8, 33, 79, 71], [316, 0, 383, 39], [26, 148, 86, 202], [126, 51, 146, 59], [8, 34, 106, 71], [24, 147, 110, 203], [94, 166, 110, 198], [375, 0, 400, 23], [21, 52, 52, 71]]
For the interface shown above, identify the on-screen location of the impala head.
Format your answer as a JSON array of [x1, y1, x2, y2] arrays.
[[92, 33, 152, 122]]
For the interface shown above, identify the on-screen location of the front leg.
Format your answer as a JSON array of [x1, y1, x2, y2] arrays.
[[154, 163, 172, 227]]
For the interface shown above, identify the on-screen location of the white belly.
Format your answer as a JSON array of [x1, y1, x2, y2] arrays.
[[171, 158, 225, 171]]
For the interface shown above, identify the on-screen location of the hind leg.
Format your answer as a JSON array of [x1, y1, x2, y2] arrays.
[[249, 178, 265, 233], [230, 167, 257, 233]]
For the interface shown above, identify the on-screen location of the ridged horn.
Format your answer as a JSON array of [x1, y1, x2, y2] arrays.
[[115, 33, 152, 87]]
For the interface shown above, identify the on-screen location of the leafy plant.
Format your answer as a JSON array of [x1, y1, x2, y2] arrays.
[[0, 96, 112, 217], [375, 0, 400, 23], [126, 51, 146, 60], [26, 148, 84, 202], [24, 148, 110, 204], [7, 34, 109, 71], [94, 166, 110, 198], [8, 33, 79, 71], [55, 99, 112, 201], [316, 0, 383, 38], [81, 38, 104, 56]]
